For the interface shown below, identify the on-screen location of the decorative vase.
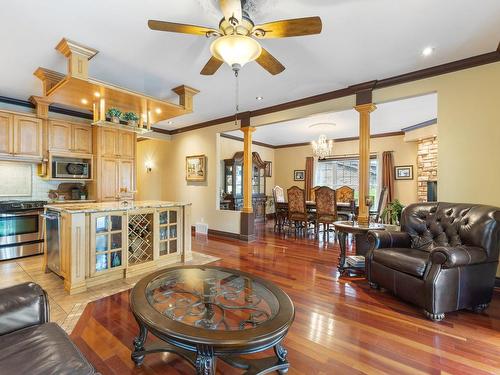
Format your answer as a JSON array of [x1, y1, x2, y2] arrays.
[[127, 120, 137, 127], [111, 116, 120, 124]]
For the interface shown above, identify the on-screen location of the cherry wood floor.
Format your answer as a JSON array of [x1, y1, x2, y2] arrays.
[[71, 224, 500, 374]]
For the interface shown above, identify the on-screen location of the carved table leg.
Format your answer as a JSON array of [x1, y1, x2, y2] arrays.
[[337, 231, 348, 276], [274, 341, 289, 374], [195, 344, 215, 375], [131, 320, 148, 366]]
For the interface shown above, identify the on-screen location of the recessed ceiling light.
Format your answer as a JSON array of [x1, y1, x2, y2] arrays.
[[422, 46, 434, 57], [155, 108, 162, 114], [94, 92, 101, 98], [167, 121, 173, 125], [256, 96, 263, 101], [81, 98, 88, 105]]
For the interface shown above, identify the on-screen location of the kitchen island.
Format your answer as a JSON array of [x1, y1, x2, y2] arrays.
[[44, 201, 192, 294]]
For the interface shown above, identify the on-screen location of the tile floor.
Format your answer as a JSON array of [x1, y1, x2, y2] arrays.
[[0, 251, 219, 333]]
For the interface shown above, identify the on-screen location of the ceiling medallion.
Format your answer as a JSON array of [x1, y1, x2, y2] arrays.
[[311, 134, 333, 160]]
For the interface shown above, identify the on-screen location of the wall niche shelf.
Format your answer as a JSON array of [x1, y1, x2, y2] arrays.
[[34, 38, 199, 128]]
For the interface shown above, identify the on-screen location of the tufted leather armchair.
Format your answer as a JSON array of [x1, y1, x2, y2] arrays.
[[366, 202, 500, 321]]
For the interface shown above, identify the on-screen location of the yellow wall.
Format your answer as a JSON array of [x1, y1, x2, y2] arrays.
[[136, 139, 172, 201], [274, 135, 418, 205]]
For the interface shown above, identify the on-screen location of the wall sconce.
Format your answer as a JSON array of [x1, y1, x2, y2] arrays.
[[145, 160, 153, 173]]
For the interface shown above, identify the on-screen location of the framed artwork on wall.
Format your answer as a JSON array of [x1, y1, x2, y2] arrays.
[[265, 161, 272, 177], [394, 165, 414, 180], [294, 170, 305, 181], [186, 155, 207, 181]]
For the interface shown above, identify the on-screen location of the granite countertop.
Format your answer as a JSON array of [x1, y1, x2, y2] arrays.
[[44, 200, 191, 213]]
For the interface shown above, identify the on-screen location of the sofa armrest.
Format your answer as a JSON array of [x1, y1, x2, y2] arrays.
[[367, 230, 411, 250], [430, 246, 488, 268], [0, 282, 49, 336]]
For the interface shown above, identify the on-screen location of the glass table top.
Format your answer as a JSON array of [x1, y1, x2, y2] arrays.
[[146, 268, 279, 331]]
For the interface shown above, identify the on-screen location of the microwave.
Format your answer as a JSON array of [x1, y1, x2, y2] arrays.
[[53, 160, 90, 179]]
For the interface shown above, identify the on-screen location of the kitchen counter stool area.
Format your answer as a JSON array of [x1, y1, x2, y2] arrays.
[[43, 201, 192, 294]]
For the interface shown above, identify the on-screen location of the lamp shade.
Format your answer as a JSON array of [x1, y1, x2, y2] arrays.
[[210, 35, 262, 69]]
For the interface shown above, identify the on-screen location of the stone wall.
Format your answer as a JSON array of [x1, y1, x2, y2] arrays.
[[417, 137, 438, 202]]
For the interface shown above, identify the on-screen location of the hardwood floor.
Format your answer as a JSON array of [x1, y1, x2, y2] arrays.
[[71, 224, 500, 374]]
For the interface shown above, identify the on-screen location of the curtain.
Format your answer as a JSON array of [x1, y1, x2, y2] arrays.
[[382, 151, 395, 203], [305, 156, 314, 200]]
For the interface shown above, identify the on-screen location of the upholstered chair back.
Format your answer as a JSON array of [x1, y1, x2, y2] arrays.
[[273, 186, 285, 203], [335, 185, 354, 204], [315, 186, 337, 218], [310, 186, 321, 201], [401, 202, 500, 261], [287, 186, 306, 220]]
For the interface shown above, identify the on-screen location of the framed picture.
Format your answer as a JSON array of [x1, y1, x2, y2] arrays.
[[394, 165, 413, 180], [186, 155, 207, 182], [294, 170, 305, 181], [265, 161, 272, 177]]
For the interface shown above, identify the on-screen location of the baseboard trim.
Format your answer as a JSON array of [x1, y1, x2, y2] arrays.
[[191, 226, 240, 241]]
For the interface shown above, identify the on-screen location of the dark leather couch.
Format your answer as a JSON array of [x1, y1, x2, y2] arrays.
[[0, 282, 98, 375], [366, 202, 500, 321]]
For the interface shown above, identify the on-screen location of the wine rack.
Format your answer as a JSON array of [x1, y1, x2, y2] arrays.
[[128, 212, 154, 265]]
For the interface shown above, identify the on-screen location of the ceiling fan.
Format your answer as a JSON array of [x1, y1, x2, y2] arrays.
[[148, 0, 322, 76]]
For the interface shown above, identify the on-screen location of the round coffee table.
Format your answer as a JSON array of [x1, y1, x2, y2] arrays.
[[130, 265, 295, 374]]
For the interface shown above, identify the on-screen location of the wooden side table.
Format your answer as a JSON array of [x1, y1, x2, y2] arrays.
[[333, 221, 385, 276]]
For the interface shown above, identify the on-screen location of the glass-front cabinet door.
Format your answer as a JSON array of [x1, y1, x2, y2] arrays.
[[235, 165, 243, 197], [90, 211, 126, 276], [157, 208, 181, 258], [225, 165, 233, 195]]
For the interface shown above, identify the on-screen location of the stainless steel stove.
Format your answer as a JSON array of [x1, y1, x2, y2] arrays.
[[0, 200, 46, 261]]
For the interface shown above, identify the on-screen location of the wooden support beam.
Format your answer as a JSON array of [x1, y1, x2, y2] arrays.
[[355, 103, 376, 225], [29, 96, 51, 119], [172, 85, 200, 112], [55, 38, 98, 80], [240, 126, 256, 213]]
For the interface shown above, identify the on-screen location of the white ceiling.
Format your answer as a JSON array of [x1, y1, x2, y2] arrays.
[[224, 93, 437, 145], [1, 1, 498, 130]]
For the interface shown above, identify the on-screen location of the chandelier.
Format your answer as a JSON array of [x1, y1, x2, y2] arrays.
[[311, 134, 333, 159]]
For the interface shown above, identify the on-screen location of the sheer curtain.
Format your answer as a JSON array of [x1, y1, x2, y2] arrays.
[[382, 151, 395, 203]]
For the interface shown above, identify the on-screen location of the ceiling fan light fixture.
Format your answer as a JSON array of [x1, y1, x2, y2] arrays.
[[210, 34, 262, 70]]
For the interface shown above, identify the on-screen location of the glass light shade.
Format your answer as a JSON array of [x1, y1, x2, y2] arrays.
[[311, 134, 333, 159], [210, 35, 262, 68]]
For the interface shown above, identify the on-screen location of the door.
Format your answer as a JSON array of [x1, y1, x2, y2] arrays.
[[119, 131, 135, 158], [49, 121, 72, 152], [119, 159, 134, 194], [101, 158, 119, 201], [72, 124, 92, 153], [13, 116, 42, 158], [101, 128, 119, 157], [0, 112, 13, 156]]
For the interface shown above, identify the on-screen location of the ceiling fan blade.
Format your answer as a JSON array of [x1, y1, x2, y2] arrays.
[[148, 20, 218, 36], [200, 56, 224, 75], [253, 16, 322, 38], [256, 48, 285, 75], [219, 0, 242, 23]]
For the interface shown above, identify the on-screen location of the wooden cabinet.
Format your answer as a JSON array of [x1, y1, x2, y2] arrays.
[[101, 158, 119, 201], [49, 121, 72, 152], [119, 159, 134, 194], [13, 115, 42, 158], [49, 120, 92, 154], [0, 112, 13, 156], [101, 128, 119, 157], [89, 211, 126, 276], [119, 131, 135, 158], [72, 124, 92, 153]]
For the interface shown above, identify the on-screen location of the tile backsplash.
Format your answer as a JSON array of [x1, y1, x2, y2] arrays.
[[0, 162, 59, 201]]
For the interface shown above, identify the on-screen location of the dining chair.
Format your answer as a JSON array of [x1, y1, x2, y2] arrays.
[[314, 186, 337, 240], [273, 186, 287, 232], [336, 185, 355, 221], [287, 186, 312, 236], [370, 186, 388, 223], [310, 186, 321, 202]]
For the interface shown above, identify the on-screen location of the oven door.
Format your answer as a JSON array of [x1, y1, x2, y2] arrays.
[[0, 210, 42, 246]]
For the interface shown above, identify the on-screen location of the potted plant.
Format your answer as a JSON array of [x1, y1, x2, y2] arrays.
[[122, 112, 139, 127], [106, 108, 122, 124], [381, 199, 404, 226]]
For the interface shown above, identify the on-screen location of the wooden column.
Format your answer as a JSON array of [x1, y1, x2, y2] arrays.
[[239, 113, 256, 242], [355, 102, 376, 225]]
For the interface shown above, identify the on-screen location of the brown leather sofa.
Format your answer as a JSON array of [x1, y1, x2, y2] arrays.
[[0, 282, 98, 374], [366, 202, 500, 321]]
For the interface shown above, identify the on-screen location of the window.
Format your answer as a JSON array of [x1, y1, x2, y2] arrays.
[[315, 157, 379, 204]]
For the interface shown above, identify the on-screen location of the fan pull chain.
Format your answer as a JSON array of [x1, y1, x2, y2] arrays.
[[234, 70, 240, 127]]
